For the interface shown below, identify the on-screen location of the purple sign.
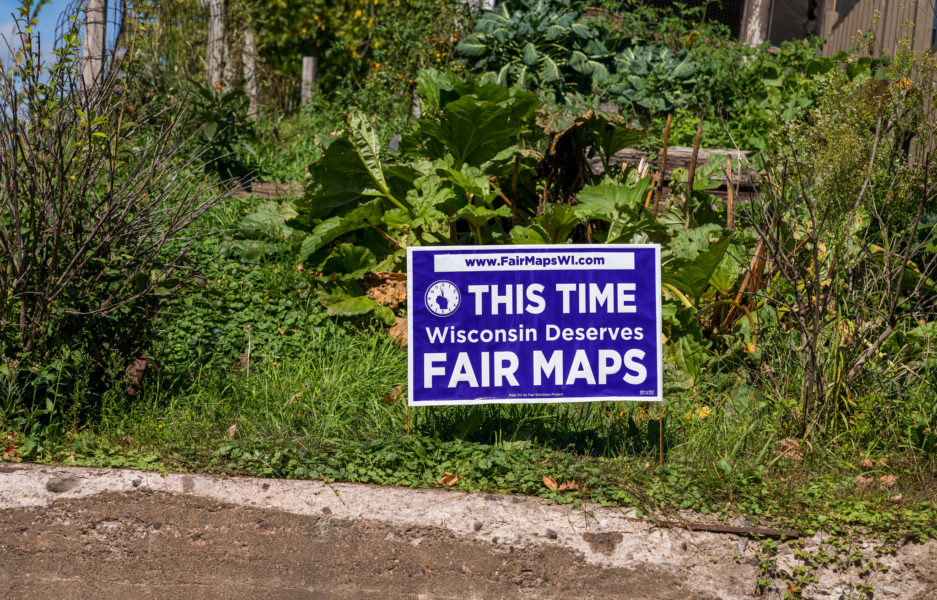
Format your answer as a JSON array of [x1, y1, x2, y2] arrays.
[[407, 245, 662, 406]]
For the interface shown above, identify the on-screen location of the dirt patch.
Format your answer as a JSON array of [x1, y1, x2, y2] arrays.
[[582, 532, 624, 556], [1, 463, 935, 599], [0, 490, 711, 600]]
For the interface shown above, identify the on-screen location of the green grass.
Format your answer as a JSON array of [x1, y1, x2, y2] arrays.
[[2, 196, 936, 559], [5, 319, 936, 544]]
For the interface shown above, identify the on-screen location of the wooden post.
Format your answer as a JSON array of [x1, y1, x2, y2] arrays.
[[741, 0, 773, 46], [222, 38, 235, 87], [243, 29, 259, 117], [82, 0, 107, 89], [411, 87, 421, 118], [652, 113, 672, 217], [301, 56, 318, 104], [725, 154, 735, 231], [206, 0, 224, 88]]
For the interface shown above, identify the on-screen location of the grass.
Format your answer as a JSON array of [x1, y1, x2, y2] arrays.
[[3, 195, 937, 595], [5, 320, 936, 542]]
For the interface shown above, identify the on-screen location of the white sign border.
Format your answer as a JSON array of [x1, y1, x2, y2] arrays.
[[406, 244, 663, 407]]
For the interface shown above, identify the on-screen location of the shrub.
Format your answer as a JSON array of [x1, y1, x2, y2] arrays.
[[744, 42, 937, 433], [0, 2, 228, 410]]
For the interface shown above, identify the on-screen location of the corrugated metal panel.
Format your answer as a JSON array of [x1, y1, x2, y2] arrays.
[[823, 0, 932, 55]]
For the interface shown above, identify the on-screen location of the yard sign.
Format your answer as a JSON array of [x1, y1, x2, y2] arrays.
[[407, 245, 662, 406]]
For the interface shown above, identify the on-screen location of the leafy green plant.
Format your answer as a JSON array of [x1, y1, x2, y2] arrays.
[[0, 1, 227, 413], [457, 0, 610, 100]]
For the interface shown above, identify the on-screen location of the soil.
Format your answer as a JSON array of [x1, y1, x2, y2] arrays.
[[0, 490, 709, 600]]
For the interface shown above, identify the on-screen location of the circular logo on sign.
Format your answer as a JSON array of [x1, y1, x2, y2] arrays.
[[425, 280, 460, 317]]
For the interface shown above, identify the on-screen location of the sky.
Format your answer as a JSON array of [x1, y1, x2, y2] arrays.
[[0, 0, 75, 64]]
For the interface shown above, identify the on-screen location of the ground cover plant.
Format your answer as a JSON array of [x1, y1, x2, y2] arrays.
[[2, 2, 937, 595]]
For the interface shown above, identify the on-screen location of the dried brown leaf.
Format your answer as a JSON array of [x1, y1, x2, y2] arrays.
[[879, 475, 898, 488], [542, 476, 558, 491], [388, 316, 408, 347], [437, 472, 459, 487], [775, 438, 803, 461], [860, 458, 875, 469], [366, 272, 408, 308], [856, 476, 874, 488], [380, 385, 403, 405], [558, 480, 579, 492]]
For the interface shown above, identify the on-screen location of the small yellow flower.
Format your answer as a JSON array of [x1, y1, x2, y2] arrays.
[[313, 14, 319, 20], [374, 62, 380, 70], [354, 8, 362, 17], [697, 406, 711, 418], [300, 28, 307, 34]]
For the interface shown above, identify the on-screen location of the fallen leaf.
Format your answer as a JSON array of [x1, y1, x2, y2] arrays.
[[558, 480, 579, 492], [437, 472, 459, 487], [223, 424, 237, 440], [860, 458, 875, 469], [775, 438, 803, 461], [1, 444, 17, 459], [366, 272, 407, 308], [892, 494, 904, 502], [380, 385, 403, 404], [879, 475, 898, 488], [388, 316, 407, 347], [542, 476, 558, 491], [856, 476, 874, 488]]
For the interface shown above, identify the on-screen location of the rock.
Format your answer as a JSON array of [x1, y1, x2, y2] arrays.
[[45, 475, 79, 493], [883, 586, 901, 596], [545, 528, 558, 539], [473, 521, 482, 531], [131, 479, 142, 488]]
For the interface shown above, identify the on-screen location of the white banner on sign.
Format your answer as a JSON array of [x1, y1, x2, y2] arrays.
[[434, 252, 635, 272]]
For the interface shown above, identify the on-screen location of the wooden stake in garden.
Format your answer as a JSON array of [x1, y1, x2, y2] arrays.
[[302, 56, 318, 104], [243, 29, 259, 117], [684, 116, 705, 231], [652, 114, 672, 217], [725, 154, 735, 230], [206, 0, 224, 88], [82, 0, 107, 89]]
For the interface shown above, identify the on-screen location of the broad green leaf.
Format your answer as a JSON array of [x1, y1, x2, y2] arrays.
[[575, 179, 654, 241], [299, 198, 383, 260], [238, 201, 300, 241], [300, 138, 386, 220], [348, 113, 391, 199], [323, 295, 381, 317], [522, 42, 538, 66], [452, 204, 511, 230], [540, 55, 561, 82], [456, 34, 489, 58], [509, 224, 550, 244], [535, 203, 579, 243], [322, 243, 377, 277], [663, 232, 733, 302]]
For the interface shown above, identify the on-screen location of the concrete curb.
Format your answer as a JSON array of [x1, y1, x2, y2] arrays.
[[1, 462, 933, 599]]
